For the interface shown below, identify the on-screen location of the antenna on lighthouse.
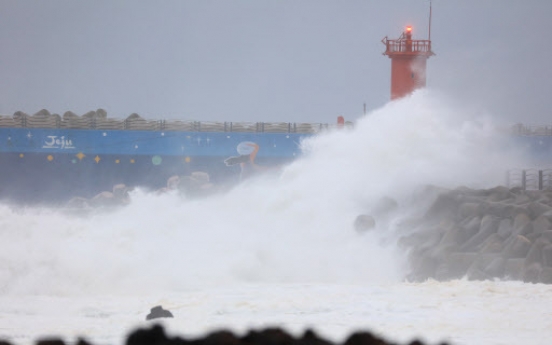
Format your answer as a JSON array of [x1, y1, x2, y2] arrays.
[[428, 0, 432, 41]]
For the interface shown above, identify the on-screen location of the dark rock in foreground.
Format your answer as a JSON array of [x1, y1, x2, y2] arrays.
[[0, 325, 449, 345], [398, 185, 552, 284]]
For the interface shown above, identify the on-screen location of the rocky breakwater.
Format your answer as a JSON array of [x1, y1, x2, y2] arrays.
[[157, 171, 215, 197], [398, 186, 552, 284], [65, 171, 216, 212]]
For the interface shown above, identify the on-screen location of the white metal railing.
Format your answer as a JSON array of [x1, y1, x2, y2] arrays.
[[0, 111, 343, 134]]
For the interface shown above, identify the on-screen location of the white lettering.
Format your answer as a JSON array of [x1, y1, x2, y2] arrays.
[[42, 135, 75, 149], [44, 136, 56, 147]]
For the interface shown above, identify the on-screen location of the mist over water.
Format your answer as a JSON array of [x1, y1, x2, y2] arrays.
[[0, 90, 527, 297]]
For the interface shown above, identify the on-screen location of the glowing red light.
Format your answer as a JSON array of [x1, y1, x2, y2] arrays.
[[406, 26, 412, 32]]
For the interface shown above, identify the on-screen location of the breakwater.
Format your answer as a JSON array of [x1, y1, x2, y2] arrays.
[[396, 185, 552, 284], [75, 179, 552, 285]]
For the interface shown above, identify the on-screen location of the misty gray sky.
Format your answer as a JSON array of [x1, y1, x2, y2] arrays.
[[0, 1, 550, 124]]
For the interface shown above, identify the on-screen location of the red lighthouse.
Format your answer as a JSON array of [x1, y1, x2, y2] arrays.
[[382, 26, 434, 100]]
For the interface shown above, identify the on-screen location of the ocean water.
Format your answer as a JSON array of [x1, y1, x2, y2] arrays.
[[1, 90, 550, 345]]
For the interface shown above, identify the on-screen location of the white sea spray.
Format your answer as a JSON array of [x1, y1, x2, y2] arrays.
[[0, 90, 544, 345]]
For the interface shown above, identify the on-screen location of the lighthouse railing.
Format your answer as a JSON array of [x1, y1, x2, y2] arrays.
[[384, 39, 433, 54]]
